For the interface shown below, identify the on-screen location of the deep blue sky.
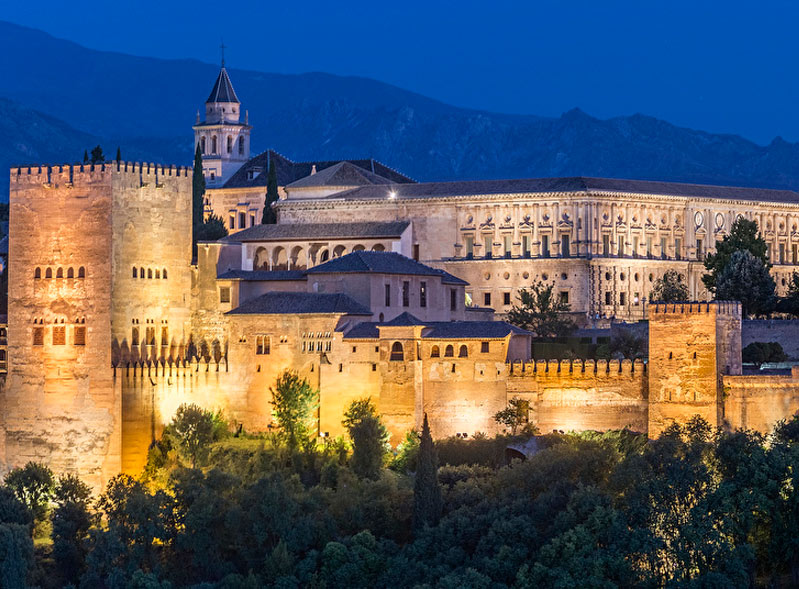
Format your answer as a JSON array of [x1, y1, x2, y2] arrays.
[[6, 0, 799, 144]]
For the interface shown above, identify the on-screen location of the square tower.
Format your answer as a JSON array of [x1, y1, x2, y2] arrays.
[[647, 301, 742, 437]]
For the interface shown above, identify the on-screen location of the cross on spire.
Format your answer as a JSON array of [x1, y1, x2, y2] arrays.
[[220, 41, 227, 67]]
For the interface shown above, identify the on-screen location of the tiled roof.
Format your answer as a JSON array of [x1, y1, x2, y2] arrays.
[[325, 176, 799, 205], [221, 149, 414, 189], [206, 67, 240, 103], [227, 292, 372, 316], [217, 270, 305, 281], [382, 312, 423, 326], [342, 319, 530, 340], [285, 161, 396, 189], [306, 251, 468, 285], [223, 221, 410, 243]]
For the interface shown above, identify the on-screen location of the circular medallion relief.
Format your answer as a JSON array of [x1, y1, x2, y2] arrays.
[[522, 271, 530, 280], [715, 213, 724, 229]]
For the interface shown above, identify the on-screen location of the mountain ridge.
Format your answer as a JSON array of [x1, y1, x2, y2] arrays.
[[1, 20, 799, 201]]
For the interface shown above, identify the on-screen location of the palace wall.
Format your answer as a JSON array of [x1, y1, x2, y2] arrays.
[[507, 359, 648, 433], [723, 367, 799, 432]]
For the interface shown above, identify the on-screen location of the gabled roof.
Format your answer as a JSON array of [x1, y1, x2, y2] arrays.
[[220, 149, 415, 189], [306, 251, 468, 285], [323, 176, 799, 205], [217, 270, 305, 281], [286, 161, 397, 189], [226, 292, 371, 316], [223, 221, 409, 243], [206, 66, 239, 103], [382, 312, 423, 326]]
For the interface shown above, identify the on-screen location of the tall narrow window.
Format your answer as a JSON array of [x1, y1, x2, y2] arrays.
[[617, 236, 624, 257], [696, 239, 704, 260], [132, 327, 139, 346], [451, 288, 458, 311], [132, 267, 138, 279], [779, 243, 786, 264], [67, 267, 74, 278], [200, 136, 206, 154], [211, 136, 218, 154], [465, 235, 474, 259], [256, 335, 270, 355], [74, 326, 86, 346], [384, 284, 391, 307], [229, 215, 235, 230], [541, 235, 550, 258], [605, 291, 612, 305], [481, 341, 490, 353], [145, 327, 155, 345], [483, 234, 493, 259], [632, 236, 639, 258], [420, 281, 427, 308], [238, 136, 244, 155], [53, 325, 66, 346], [249, 214, 255, 228], [646, 236, 653, 258], [402, 281, 410, 307], [161, 327, 168, 346], [602, 234, 610, 256], [33, 327, 44, 346], [219, 287, 231, 304], [227, 136, 233, 154], [413, 244, 420, 261], [34, 267, 41, 279], [660, 237, 668, 260], [619, 292, 626, 306], [522, 235, 531, 258], [483, 292, 491, 307], [147, 269, 153, 279], [503, 235, 512, 258], [239, 212, 246, 229], [56, 267, 63, 278], [561, 234, 570, 258], [675, 238, 682, 261]]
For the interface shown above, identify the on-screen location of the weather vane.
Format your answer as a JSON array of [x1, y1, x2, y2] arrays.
[[220, 40, 227, 67]]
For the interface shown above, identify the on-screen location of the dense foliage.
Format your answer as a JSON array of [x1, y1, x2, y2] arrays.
[[716, 250, 777, 316], [742, 341, 788, 366], [507, 280, 575, 338], [5, 393, 799, 586], [650, 269, 689, 302], [703, 217, 770, 293]]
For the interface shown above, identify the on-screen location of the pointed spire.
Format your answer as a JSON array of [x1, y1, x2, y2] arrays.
[[206, 65, 239, 103]]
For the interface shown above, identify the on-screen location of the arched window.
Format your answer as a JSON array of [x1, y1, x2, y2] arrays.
[[161, 326, 168, 346], [45, 268, 52, 278], [147, 269, 153, 279], [227, 136, 233, 154], [162, 268, 168, 279], [155, 269, 160, 279], [140, 267, 145, 278], [444, 344, 454, 357], [211, 135, 218, 154], [67, 267, 74, 278], [390, 341, 404, 362], [458, 345, 468, 358], [200, 136, 206, 154], [238, 136, 244, 155], [132, 267, 137, 278], [131, 326, 139, 346], [34, 267, 41, 279], [56, 267, 63, 278], [430, 345, 440, 358], [78, 267, 85, 278]]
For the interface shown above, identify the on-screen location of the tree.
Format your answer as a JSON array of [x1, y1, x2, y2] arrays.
[[493, 398, 533, 435], [262, 159, 278, 224], [413, 414, 441, 531], [194, 214, 229, 243], [115, 146, 122, 162], [4, 462, 54, 526], [83, 150, 89, 164], [650, 269, 689, 302], [51, 474, 94, 584], [703, 217, 769, 293], [609, 330, 646, 359], [777, 272, 799, 317], [742, 341, 787, 366], [171, 403, 215, 468], [715, 250, 776, 316], [507, 280, 575, 339], [343, 398, 389, 480], [270, 370, 318, 448], [192, 143, 206, 258], [89, 145, 105, 164]]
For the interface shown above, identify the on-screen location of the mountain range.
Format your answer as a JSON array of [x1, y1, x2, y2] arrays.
[[2, 20, 799, 200]]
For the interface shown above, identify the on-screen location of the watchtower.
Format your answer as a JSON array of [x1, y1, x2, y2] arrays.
[[647, 301, 742, 437]]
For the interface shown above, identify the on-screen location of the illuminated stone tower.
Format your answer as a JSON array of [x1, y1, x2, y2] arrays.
[[192, 58, 251, 187], [647, 301, 742, 437]]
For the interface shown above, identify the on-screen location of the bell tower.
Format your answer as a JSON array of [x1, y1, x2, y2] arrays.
[[192, 50, 252, 187]]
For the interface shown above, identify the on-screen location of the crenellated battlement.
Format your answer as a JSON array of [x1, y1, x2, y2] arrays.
[[649, 300, 742, 317], [508, 357, 646, 378], [10, 161, 191, 187]]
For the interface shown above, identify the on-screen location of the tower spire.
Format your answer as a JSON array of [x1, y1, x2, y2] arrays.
[[220, 41, 226, 67]]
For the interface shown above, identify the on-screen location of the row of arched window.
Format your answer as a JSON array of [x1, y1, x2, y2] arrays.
[[389, 342, 474, 362], [132, 267, 168, 280], [34, 267, 85, 279], [199, 135, 245, 156]]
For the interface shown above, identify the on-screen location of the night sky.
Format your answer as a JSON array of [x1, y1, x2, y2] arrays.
[[5, 0, 799, 144]]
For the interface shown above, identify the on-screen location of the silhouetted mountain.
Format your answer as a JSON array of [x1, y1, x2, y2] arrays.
[[2, 20, 799, 200]]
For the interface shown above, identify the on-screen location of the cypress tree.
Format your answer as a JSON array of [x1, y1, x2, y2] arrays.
[[413, 414, 442, 532], [83, 150, 88, 164], [115, 147, 121, 162], [192, 144, 206, 259], [262, 159, 278, 224]]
